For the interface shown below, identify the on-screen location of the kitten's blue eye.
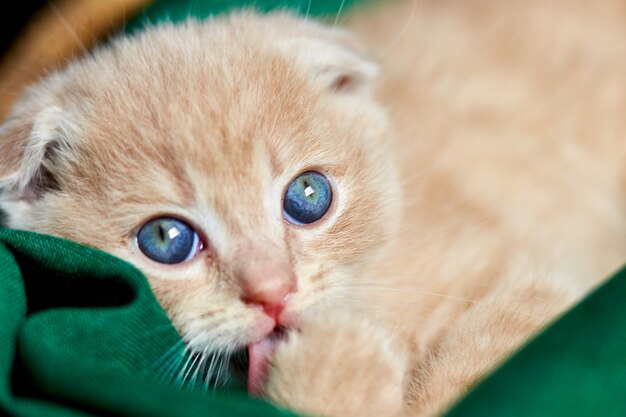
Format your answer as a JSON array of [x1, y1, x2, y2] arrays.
[[283, 171, 333, 225], [137, 217, 202, 264]]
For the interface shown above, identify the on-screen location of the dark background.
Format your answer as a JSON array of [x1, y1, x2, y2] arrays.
[[0, 0, 47, 57], [0, 0, 45, 227]]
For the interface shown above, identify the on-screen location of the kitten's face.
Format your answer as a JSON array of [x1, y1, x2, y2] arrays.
[[0, 13, 400, 355]]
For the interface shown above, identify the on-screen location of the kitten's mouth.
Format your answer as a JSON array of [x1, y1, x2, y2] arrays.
[[246, 325, 289, 396]]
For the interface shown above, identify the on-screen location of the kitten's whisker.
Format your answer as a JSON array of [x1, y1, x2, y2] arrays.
[[376, 278, 548, 305], [331, 295, 480, 337], [186, 0, 193, 21], [333, 277, 553, 304], [333, 0, 347, 28], [0, 65, 45, 82], [166, 343, 191, 385], [204, 351, 220, 390], [329, 283, 542, 319], [179, 351, 202, 388], [222, 346, 236, 387], [304, 0, 313, 23], [183, 351, 202, 385], [190, 349, 208, 388], [213, 354, 228, 392], [48, 2, 87, 53], [199, 350, 212, 387], [376, 0, 419, 59], [156, 352, 182, 383], [174, 345, 195, 387], [151, 339, 185, 372], [160, 344, 188, 385]]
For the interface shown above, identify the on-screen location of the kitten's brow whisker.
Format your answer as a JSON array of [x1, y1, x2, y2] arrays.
[[333, 0, 347, 28], [48, 2, 87, 53], [304, 0, 313, 23], [186, 0, 193, 21]]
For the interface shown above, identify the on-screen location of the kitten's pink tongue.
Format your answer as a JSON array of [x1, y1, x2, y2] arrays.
[[247, 338, 276, 396]]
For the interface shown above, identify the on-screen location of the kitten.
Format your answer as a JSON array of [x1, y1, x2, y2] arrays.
[[1, 0, 626, 416]]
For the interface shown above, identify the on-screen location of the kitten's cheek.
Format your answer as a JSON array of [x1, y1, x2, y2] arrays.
[[278, 308, 300, 329]]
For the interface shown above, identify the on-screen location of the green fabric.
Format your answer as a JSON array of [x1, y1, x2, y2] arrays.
[[0, 228, 296, 417]]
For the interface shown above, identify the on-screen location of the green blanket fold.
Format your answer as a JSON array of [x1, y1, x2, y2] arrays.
[[0, 228, 295, 417]]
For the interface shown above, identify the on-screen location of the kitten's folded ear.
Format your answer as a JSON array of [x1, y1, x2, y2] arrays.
[[280, 34, 379, 95], [0, 83, 76, 202]]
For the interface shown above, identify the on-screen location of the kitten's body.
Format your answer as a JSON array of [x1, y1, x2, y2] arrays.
[[1, 1, 625, 416], [338, 1, 626, 413]]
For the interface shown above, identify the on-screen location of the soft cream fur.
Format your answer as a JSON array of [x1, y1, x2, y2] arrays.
[[1, 1, 626, 416]]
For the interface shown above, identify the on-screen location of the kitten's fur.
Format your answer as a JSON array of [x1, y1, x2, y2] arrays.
[[1, 0, 625, 416]]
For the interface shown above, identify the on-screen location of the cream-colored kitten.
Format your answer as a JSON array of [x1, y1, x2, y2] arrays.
[[1, 1, 625, 416]]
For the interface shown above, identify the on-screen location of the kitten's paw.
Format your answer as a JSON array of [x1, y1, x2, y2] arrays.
[[263, 312, 407, 417]]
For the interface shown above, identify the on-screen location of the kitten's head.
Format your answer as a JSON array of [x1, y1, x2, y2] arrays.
[[0, 12, 400, 355]]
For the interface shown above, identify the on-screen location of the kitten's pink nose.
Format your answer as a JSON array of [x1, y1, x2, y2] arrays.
[[237, 259, 296, 321]]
